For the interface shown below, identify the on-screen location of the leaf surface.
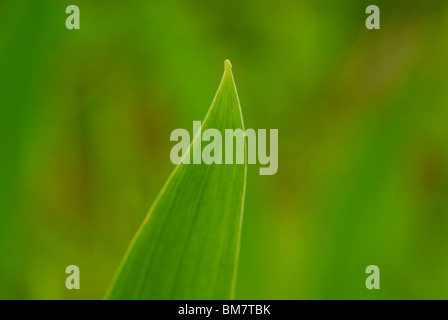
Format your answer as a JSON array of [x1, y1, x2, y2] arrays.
[[107, 60, 246, 299]]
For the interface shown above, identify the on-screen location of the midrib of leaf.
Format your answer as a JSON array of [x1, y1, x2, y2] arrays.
[[107, 60, 247, 300]]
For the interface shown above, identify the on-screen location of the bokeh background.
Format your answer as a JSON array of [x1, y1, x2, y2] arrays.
[[1, 0, 448, 299]]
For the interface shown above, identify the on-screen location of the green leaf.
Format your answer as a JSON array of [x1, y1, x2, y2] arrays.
[[107, 60, 247, 300]]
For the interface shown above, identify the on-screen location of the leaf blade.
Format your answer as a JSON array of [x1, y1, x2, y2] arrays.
[[107, 60, 246, 300]]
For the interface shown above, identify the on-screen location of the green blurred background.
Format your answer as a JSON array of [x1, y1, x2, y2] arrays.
[[1, 0, 448, 299]]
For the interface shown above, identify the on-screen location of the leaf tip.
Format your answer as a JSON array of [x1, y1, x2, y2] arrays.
[[224, 59, 233, 70]]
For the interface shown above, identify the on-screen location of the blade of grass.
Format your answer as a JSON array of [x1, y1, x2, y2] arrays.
[[107, 60, 246, 299]]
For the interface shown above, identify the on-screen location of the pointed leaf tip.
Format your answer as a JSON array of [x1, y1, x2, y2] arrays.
[[225, 59, 232, 69]]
